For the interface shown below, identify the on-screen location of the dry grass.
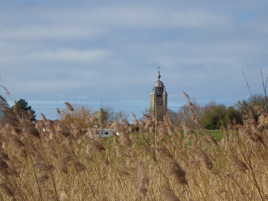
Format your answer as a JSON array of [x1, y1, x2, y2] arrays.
[[0, 105, 267, 201]]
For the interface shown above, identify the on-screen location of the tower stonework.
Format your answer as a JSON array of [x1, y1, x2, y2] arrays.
[[150, 71, 168, 121]]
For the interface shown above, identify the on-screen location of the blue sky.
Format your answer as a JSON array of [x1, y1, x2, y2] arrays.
[[0, 0, 268, 118]]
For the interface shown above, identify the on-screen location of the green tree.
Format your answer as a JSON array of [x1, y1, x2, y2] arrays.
[[12, 99, 36, 121], [200, 103, 243, 130], [225, 106, 243, 125], [200, 103, 227, 130]]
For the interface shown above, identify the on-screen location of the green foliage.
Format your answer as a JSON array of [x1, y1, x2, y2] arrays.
[[200, 103, 242, 130], [12, 99, 36, 121], [200, 103, 226, 129], [225, 106, 243, 125]]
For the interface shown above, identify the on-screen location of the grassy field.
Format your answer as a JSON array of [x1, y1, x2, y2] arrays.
[[0, 106, 267, 201]]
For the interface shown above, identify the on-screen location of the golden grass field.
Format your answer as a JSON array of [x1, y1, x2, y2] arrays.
[[0, 105, 267, 201]]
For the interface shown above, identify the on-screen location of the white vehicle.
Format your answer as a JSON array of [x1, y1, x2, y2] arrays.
[[96, 129, 117, 138], [85, 128, 120, 139]]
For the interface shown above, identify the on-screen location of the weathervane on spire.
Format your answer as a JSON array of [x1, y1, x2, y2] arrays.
[[157, 66, 161, 80]]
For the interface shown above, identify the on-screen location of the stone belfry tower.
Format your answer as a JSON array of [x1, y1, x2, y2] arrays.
[[150, 70, 168, 121]]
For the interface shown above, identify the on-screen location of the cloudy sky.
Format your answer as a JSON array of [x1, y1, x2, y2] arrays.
[[0, 0, 268, 118]]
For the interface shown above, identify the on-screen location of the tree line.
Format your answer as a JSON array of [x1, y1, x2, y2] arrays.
[[174, 95, 268, 130], [2, 95, 268, 131]]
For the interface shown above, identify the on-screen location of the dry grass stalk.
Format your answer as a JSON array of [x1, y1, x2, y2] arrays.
[[207, 135, 219, 146], [74, 161, 87, 173], [171, 161, 188, 185], [0, 152, 9, 161], [232, 155, 248, 173], [0, 183, 14, 197], [34, 162, 55, 172], [64, 102, 74, 112], [24, 126, 40, 138], [158, 146, 173, 159], [199, 150, 213, 170], [181, 91, 201, 126], [93, 141, 106, 151], [0, 84, 11, 95], [136, 162, 150, 197], [249, 132, 266, 148], [28, 154, 44, 201], [161, 186, 181, 201], [13, 137, 25, 148], [0, 159, 9, 169], [37, 175, 49, 183], [40, 113, 47, 121], [56, 108, 62, 115], [50, 171, 60, 201], [245, 154, 266, 201], [59, 191, 68, 201]]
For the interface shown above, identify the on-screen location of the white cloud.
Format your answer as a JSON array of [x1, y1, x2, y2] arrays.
[[0, 5, 232, 43], [44, 6, 232, 29], [0, 25, 104, 41], [0, 48, 111, 64], [95, 7, 230, 28], [28, 49, 111, 62]]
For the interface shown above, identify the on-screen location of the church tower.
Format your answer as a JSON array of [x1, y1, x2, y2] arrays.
[[150, 71, 168, 121]]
